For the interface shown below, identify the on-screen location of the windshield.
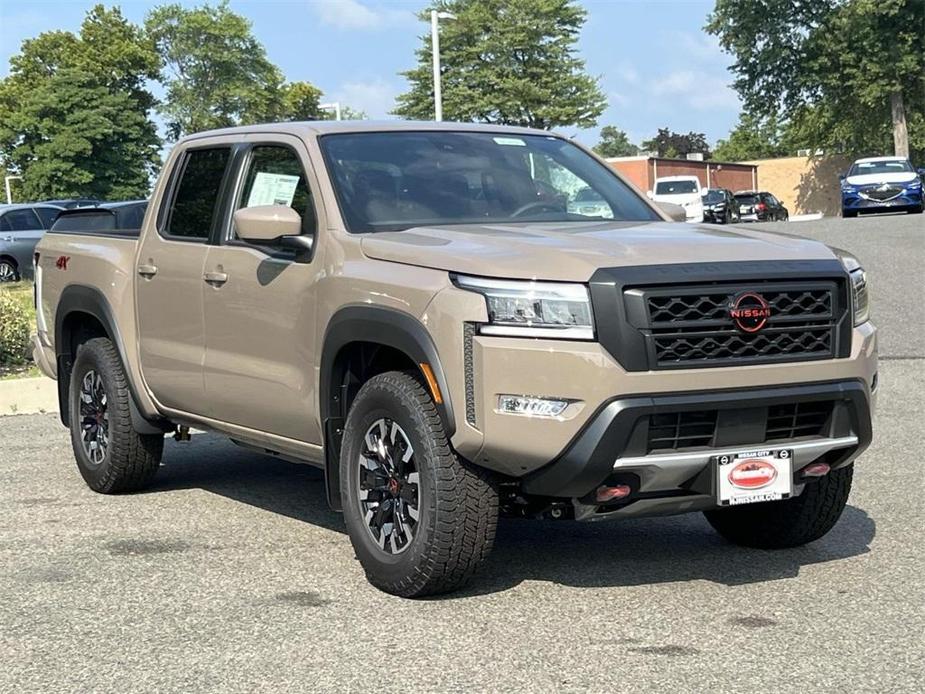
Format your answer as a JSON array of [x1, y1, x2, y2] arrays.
[[735, 194, 759, 205], [319, 131, 659, 232], [702, 190, 725, 203], [848, 160, 913, 176], [655, 180, 699, 195]]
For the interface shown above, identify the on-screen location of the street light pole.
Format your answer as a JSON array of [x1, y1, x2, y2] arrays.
[[4, 175, 22, 205], [319, 102, 342, 120], [430, 10, 456, 122]]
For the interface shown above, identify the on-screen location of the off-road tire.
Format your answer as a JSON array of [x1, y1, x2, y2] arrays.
[[704, 464, 853, 549], [68, 337, 163, 493], [340, 371, 498, 597]]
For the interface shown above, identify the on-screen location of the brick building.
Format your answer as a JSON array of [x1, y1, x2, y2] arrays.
[[606, 155, 758, 195]]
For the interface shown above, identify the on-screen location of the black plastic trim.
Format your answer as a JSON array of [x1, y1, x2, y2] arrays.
[[590, 259, 852, 371], [319, 305, 457, 508], [54, 284, 171, 434], [521, 379, 872, 498]]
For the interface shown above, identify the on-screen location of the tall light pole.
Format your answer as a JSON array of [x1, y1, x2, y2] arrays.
[[4, 175, 22, 205], [431, 10, 456, 121]]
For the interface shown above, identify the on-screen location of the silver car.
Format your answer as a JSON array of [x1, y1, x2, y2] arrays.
[[0, 204, 64, 282]]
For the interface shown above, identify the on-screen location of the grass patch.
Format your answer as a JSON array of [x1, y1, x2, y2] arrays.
[[0, 281, 37, 378]]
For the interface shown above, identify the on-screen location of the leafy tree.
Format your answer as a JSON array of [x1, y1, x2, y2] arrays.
[[593, 126, 638, 158], [394, 0, 606, 129], [146, 1, 285, 138], [0, 5, 161, 200], [281, 81, 324, 121], [713, 113, 788, 161], [641, 128, 712, 159], [707, 0, 925, 159]]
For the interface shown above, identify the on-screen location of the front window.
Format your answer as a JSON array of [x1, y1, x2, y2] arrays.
[[848, 159, 913, 176], [319, 131, 658, 233], [702, 190, 725, 203], [655, 180, 699, 195]]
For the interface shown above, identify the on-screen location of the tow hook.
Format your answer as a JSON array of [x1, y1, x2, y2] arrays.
[[173, 425, 191, 442]]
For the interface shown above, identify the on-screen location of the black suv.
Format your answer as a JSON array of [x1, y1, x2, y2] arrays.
[[702, 188, 740, 224], [734, 191, 789, 222]]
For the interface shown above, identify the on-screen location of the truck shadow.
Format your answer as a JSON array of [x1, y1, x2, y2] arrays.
[[148, 434, 875, 595]]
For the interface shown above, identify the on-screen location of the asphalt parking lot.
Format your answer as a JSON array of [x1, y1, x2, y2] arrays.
[[1, 213, 922, 693]]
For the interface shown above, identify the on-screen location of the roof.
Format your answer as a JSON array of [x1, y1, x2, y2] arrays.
[[854, 156, 910, 163], [0, 203, 64, 212], [181, 119, 559, 144]]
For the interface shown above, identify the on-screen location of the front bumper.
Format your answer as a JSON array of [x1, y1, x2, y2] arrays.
[[842, 187, 923, 211], [520, 379, 871, 518]]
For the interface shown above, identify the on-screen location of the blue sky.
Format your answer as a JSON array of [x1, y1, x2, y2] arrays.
[[0, 0, 742, 147]]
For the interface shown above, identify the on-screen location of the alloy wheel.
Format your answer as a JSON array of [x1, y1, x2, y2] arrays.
[[0, 261, 18, 282], [79, 370, 109, 465], [356, 418, 420, 554]]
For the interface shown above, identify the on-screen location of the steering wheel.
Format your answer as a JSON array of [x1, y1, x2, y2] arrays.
[[510, 201, 565, 218]]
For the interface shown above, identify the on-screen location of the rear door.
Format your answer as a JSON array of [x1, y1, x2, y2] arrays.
[[136, 144, 234, 413], [201, 135, 324, 443]]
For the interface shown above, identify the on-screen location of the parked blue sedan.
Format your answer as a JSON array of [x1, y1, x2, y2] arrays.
[[841, 156, 924, 217]]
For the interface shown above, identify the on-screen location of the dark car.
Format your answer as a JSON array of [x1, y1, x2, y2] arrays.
[[701, 188, 740, 224], [38, 198, 100, 210], [50, 200, 148, 234], [734, 191, 789, 222], [0, 203, 64, 281]]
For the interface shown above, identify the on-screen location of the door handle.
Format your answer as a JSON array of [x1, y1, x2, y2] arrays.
[[203, 271, 228, 286], [137, 264, 158, 279]]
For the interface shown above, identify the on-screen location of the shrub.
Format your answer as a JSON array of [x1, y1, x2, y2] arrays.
[[0, 290, 32, 366]]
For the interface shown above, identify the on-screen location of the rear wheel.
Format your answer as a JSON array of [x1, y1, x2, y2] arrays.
[[68, 337, 163, 493], [704, 464, 853, 548], [843, 208, 857, 218], [340, 371, 498, 597], [0, 258, 19, 283]]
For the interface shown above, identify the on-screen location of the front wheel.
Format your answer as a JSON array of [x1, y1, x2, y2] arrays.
[[843, 208, 857, 218], [704, 464, 853, 548], [68, 337, 163, 493], [340, 371, 498, 597]]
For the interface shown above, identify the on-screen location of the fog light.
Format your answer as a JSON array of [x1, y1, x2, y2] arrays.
[[497, 395, 569, 418]]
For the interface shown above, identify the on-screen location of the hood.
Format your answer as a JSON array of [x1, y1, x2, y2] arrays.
[[360, 221, 836, 282], [846, 171, 917, 186]]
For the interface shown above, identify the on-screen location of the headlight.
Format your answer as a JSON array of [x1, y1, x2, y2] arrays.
[[452, 274, 595, 339], [837, 251, 869, 326], [907, 179, 922, 190]]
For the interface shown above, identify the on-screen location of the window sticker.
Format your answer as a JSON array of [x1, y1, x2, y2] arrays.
[[493, 136, 526, 147], [246, 171, 300, 207]]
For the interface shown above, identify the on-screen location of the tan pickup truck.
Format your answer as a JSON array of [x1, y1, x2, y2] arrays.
[[33, 121, 876, 597]]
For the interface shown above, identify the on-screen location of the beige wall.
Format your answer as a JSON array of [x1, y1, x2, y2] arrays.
[[742, 155, 855, 217]]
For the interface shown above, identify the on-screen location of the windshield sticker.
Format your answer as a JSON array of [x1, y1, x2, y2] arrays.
[[246, 172, 300, 207], [493, 136, 526, 147]]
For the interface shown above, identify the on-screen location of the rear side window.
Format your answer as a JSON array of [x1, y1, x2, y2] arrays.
[[164, 147, 230, 239], [34, 207, 61, 229], [0, 208, 41, 231]]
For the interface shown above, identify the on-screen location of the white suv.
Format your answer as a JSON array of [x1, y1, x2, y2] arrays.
[[650, 175, 704, 223]]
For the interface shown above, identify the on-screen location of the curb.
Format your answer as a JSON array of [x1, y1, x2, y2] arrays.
[[0, 376, 58, 417]]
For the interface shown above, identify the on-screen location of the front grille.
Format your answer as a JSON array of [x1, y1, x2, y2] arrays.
[[634, 282, 841, 368], [646, 401, 834, 453], [648, 411, 717, 450], [765, 401, 834, 441], [859, 185, 903, 202]]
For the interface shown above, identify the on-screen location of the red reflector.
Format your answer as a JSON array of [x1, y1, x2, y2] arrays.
[[595, 484, 632, 503], [802, 463, 831, 478], [756, 203, 767, 211]]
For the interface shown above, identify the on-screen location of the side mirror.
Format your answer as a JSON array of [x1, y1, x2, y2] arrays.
[[838, 173, 846, 181], [655, 201, 687, 222], [917, 168, 925, 177], [234, 205, 302, 243]]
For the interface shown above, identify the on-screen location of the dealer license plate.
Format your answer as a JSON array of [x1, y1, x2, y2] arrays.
[[714, 449, 792, 506]]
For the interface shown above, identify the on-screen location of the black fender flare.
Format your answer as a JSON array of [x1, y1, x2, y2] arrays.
[[319, 305, 456, 509], [54, 284, 169, 435]]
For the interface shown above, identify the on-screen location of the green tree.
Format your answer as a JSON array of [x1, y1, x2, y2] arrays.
[[707, 0, 925, 159], [0, 5, 161, 200], [593, 126, 638, 158], [713, 114, 788, 161], [394, 0, 606, 129], [641, 128, 712, 159], [146, 1, 285, 138], [281, 81, 324, 121]]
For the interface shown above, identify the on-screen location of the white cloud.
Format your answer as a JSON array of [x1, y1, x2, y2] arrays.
[[648, 70, 739, 111], [310, 0, 413, 31], [330, 79, 401, 119], [669, 31, 726, 61]]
